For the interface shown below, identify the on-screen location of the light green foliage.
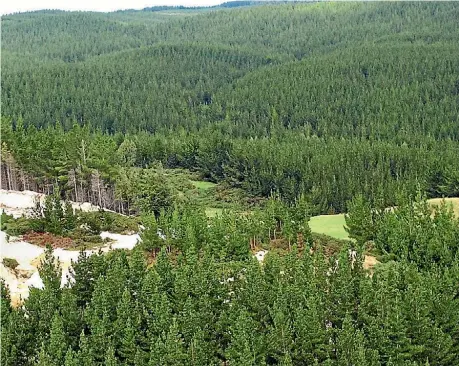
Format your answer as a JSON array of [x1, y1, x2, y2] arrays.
[[375, 196, 459, 267], [64, 347, 80, 366], [48, 313, 68, 365], [205, 207, 223, 218], [344, 194, 384, 244], [2, 194, 459, 364], [190, 180, 216, 190]]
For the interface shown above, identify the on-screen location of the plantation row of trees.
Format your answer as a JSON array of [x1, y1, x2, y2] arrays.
[[3, 30, 458, 138], [2, 119, 459, 214], [2, 195, 459, 365], [2, 44, 274, 132]]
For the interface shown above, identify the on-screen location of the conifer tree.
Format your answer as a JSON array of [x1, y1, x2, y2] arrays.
[[155, 248, 175, 298], [188, 329, 217, 366], [47, 312, 68, 366], [128, 246, 146, 296], [104, 346, 119, 366], [37, 342, 53, 366], [78, 331, 95, 366], [336, 314, 368, 365], [345, 194, 379, 245], [64, 347, 80, 366], [227, 309, 265, 366], [118, 317, 138, 365], [161, 319, 188, 366]]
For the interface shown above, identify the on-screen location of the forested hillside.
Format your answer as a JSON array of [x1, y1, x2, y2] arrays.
[[2, 2, 459, 365], [2, 2, 459, 213]]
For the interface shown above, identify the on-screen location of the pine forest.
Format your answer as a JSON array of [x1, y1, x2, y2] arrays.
[[1, 2, 459, 365]]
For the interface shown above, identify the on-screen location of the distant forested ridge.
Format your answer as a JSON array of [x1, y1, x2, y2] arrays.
[[2, 2, 459, 213]]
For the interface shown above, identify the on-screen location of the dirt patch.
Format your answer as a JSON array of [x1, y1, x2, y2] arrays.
[[30, 253, 46, 268], [269, 238, 289, 250], [363, 255, 379, 275]]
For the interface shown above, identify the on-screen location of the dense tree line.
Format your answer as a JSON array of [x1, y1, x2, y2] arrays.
[[3, 3, 458, 134], [219, 44, 459, 141], [4, 2, 457, 62], [2, 119, 459, 214], [2, 196, 459, 365], [2, 44, 274, 132]]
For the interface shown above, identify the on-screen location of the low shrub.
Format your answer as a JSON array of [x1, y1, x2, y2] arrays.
[[2, 258, 19, 270], [2, 217, 34, 236], [78, 210, 138, 234], [0, 211, 15, 230]]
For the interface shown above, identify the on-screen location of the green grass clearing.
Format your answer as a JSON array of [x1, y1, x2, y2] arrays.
[[190, 180, 217, 190], [308, 197, 459, 241], [309, 214, 349, 240]]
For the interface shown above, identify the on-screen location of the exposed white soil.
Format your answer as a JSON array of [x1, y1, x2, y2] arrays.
[[1, 230, 141, 306], [0, 190, 140, 306], [254, 250, 268, 262], [100, 232, 141, 250], [0, 190, 44, 218], [0, 189, 103, 218]]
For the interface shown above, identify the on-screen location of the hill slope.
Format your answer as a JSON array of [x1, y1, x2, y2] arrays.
[[2, 2, 459, 213]]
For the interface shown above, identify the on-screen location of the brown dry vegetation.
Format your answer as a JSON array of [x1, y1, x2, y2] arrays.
[[23, 232, 75, 249]]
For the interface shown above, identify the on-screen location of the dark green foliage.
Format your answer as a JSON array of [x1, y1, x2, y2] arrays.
[[77, 210, 139, 234], [0, 211, 15, 232], [2, 198, 459, 365], [24, 193, 78, 236], [2, 3, 459, 364], [47, 312, 68, 365], [2, 2, 459, 213]]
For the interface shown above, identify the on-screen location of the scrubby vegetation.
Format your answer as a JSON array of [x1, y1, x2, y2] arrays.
[[1, 193, 138, 249], [2, 258, 19, 271]]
